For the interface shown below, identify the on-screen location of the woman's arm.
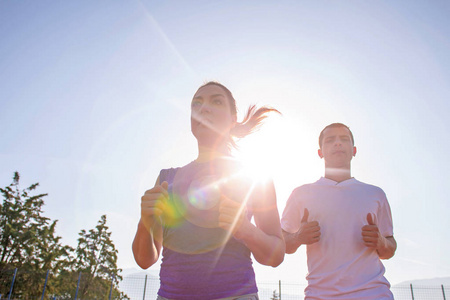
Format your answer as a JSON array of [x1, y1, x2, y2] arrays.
[[219, 179, 285, 267], [132, 176, 167, 269]]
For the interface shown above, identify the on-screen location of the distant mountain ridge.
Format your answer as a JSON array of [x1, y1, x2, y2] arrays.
[[393, 276, 450, 287], [121, 267, 159, 277]]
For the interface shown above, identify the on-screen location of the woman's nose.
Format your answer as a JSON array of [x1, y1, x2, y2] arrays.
[[200, 103, 211, 113]]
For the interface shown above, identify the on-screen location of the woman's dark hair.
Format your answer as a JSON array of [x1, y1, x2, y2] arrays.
[[196, 81, 280, 148]]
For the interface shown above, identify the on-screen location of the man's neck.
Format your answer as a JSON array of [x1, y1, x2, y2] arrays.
[[324, 167, 352, 183]]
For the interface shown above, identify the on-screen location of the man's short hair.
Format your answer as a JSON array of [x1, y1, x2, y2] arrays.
[[319, 123, 354, 149]]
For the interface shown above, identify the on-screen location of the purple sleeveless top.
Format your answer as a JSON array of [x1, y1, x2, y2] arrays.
[[157, 159, 257, 300]]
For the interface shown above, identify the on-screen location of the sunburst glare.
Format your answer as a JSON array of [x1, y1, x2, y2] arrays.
[[234, 114, 285, 183]]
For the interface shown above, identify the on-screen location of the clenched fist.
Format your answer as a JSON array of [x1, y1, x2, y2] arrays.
[[140, 181, 169, 232], [218, 196, 249, 239]]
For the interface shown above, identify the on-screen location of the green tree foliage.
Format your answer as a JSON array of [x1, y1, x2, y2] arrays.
[[0, 172, 46, 270], [0, 172, 128, 299], [0, 172, 73, 297], [72, 214, 125, 299]]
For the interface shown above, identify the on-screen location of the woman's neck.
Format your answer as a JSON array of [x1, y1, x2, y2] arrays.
[[196, 144, 230, 163]]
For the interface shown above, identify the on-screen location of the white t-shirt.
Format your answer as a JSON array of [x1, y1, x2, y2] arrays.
[[281, 177, 394, 300]]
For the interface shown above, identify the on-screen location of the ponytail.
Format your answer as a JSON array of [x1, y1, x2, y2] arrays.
[[196, 81, 280, 149], [231, 105, 280, 139]]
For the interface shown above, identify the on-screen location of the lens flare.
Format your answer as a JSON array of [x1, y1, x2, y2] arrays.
[[187, 176, 221, 210], [159, 158, 268, 255], [160, 192, 186, 228]]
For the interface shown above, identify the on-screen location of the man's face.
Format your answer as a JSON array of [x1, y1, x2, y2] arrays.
[[318, 126, 356, 169]]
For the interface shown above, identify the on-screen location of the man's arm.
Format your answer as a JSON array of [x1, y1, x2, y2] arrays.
[[362, 213, 397, 259], [377, 236, 397, 259], [282, 230, 302, 254], [282, 208, 320, 254]]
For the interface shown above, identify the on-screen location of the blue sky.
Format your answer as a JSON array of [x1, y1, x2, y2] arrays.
[[1, 0, 449, 286]]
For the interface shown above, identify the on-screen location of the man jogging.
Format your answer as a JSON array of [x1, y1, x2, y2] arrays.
[[281, 123, 396, 299]]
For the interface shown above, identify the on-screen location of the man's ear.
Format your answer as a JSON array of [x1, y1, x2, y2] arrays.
[[353, 146, 357, 157], [318, 149, 323, 158]]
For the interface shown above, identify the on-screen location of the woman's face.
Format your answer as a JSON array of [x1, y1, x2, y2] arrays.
[[190, 84, 236, 145]]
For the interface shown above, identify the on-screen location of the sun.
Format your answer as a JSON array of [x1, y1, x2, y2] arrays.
[[233, 115, 288, 183], [233, 114, 322, 205]]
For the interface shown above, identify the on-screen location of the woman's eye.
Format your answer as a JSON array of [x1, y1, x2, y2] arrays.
[[191, 101, 201, 108]]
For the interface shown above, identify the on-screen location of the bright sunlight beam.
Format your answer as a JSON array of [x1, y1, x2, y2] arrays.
[[233, 113, 323, 206], [234, 114, 293, 183]]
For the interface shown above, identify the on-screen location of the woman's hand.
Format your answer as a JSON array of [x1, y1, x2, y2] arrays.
[[140, 181, 169, 233], [220, 177, 285, 267], [133, 177, 167, 269], [218, 196, 250, 239]]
